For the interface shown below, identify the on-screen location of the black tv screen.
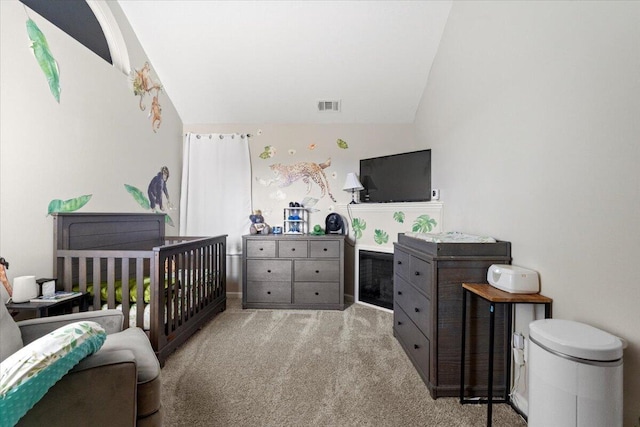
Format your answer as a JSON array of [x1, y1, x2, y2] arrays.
[[359, 149, 431, 203]]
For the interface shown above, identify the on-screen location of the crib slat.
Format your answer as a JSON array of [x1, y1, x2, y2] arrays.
[[107, 257, 116, 308], [92, 257, 101, 309], [78, 257, 87, 294], [121, 260, 130, 329], [62, 256, 72, 292], [136, 257, 145, 331]]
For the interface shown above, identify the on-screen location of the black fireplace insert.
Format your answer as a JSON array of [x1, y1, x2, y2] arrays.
[[358, 250, 394, 309]]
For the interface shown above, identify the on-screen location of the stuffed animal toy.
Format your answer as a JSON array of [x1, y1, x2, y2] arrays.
[[249, 210, 271, 235], [311, 225, 324, 235]]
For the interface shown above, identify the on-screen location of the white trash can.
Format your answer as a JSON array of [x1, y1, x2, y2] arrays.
[[528, 319, 624, 427]]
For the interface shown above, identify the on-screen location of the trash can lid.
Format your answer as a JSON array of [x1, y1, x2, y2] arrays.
[[529, 319, 623, 361]]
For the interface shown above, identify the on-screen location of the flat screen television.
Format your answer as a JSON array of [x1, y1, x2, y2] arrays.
[[359, 149, 431, 203]]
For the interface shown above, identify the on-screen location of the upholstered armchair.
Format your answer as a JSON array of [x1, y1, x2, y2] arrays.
[[0, 303, 162, 426]]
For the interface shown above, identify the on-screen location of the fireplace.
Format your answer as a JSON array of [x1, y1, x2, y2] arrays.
[[358, 250, 394, 310]]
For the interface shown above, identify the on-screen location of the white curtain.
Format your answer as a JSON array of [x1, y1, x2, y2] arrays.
[[180, 133, 252, 255]]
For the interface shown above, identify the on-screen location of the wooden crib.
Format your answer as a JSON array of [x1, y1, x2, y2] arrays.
[[53, 213, 226, 365]]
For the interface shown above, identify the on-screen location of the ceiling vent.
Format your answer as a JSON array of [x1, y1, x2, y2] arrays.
[[317, 100, 341, 112]]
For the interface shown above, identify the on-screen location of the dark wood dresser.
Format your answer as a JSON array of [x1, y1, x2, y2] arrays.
[[242, 234, 345, 310], [393, 233, 512, 399]]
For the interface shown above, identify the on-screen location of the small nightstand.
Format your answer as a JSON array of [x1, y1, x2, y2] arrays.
[[460, 283, 552, 427], [5, 292, 90, 318]]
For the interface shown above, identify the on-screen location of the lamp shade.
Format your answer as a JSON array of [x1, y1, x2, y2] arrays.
[[343, 173, 364, 191]]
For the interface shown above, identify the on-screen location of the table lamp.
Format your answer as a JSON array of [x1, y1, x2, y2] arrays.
[[343, 172, 364, 204]]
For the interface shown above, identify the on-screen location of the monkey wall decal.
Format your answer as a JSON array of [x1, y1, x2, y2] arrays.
[[148, 166, 172, 212], [150, 95, 162, 133], [132, 61, 163, 132]]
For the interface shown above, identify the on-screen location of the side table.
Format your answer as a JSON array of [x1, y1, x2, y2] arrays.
[[5, 292, 90, 318], [460, 283, 552, 427]]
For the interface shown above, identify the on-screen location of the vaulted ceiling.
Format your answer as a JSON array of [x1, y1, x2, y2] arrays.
[[117, 1, 452, 124]]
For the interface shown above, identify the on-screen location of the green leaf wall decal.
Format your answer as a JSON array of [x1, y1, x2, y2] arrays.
[[26, 18, 60, 103], [47, 195, 92, 215], [259, 145, 275, 159], [412, 214, 437, 233], [393, 211, 405, 223], [124, 184, 151, 210], [374, 229, 389, 245], [352, 217, 367, 239]]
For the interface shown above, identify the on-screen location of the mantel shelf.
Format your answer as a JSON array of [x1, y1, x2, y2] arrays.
[[337, 201, 443, 213]]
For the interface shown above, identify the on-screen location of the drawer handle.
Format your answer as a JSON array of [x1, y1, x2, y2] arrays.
[[315, 292, 319, 296], [397, 261, 402, 265], [397, 291, 402, 295], [315, 270, 320, 274], [267, 269, 272, 273], [259, 248, 264, 251], [414, 307, 420, 313], [291, 248, 296, 251], [397, 321, 403, 326], [267, 291, 271, 295], [414, 271, 420, 276], [323, 248, 328, 251], [414, 344, 420, 350]]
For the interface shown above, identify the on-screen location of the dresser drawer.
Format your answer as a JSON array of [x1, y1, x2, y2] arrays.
[[294, 260, 339, 282], [409, 256, 433, 296], [294, 282, 340, 304], [394, 249, 410, 280], [394, 303, 430, 377], [394, 276, 431, 336], [309, 240, 340, 258], [245, 240, 276, 258], [246, 281, 291, 303], [246, 259, 291, 282], [278, 240, 308, 258]]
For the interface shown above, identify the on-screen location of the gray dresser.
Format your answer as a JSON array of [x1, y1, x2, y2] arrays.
[[242, 234, 345, 310], [393, 233, 512, 399]]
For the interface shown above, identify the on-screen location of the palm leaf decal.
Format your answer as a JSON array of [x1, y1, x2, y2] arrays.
[[26, 19, 60, 103], [124, 184, 151, 210], [352, 217, 366, 239], [393, 211, 405, 223], [412, 215, 437, 233], [47, 195, 92, 215], [374, 229, 389, 245], [336, 139, 349, 149]]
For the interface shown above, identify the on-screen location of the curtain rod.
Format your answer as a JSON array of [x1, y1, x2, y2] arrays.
[[185, 132, 252, 139]]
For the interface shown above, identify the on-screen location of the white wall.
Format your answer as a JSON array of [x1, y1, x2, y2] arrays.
[[0, 1, 183, 282], [414, 1, 640, 423]]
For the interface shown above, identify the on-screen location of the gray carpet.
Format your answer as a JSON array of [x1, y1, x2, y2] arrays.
[[161, 298, 527, 426]]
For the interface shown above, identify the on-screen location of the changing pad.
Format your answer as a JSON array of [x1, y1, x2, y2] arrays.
[[405, 231, 497, 243]]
